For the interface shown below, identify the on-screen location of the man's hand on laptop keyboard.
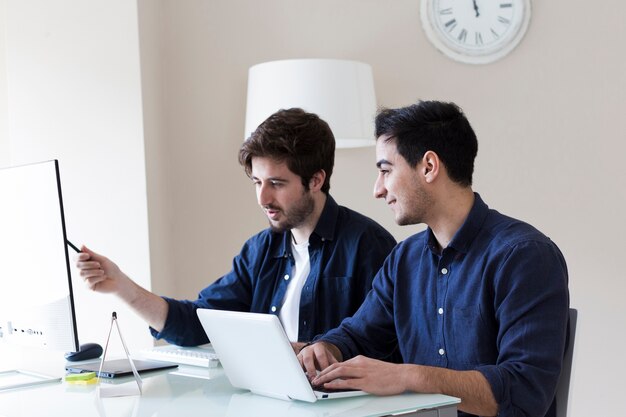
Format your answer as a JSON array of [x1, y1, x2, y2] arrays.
[[297, 341, 342, 380], [308, 355, 411, 396], [291, 341, 307, 355]]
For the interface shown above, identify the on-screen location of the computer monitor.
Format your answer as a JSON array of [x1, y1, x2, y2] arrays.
[[0, 160, 79, 353]]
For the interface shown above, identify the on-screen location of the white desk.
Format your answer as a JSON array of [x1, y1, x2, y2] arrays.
[[0, 365, 459, 417]]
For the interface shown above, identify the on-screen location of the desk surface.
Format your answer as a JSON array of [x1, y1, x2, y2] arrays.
[[0, 365, 459, 417]]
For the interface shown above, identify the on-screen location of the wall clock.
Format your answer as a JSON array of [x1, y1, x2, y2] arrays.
[[420, 0, 532, 64]]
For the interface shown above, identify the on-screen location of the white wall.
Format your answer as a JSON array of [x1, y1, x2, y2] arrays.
[[0, 0, 153, 370], [137, 0, 175, 301], [148, 1, 625, 416], [0, 0, 8, 166]]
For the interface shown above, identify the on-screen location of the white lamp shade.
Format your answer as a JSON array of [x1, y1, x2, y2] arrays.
[[244, 59, 377, 148]]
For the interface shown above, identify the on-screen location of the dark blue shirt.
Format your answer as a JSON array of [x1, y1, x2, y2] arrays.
[[151, 195, 396, 346], [320, 194, 569, 417]]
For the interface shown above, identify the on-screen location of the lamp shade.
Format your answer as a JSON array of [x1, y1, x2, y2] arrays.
[[244, 59, 377, 148]]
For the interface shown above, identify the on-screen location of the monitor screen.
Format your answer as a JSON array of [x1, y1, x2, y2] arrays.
[[0, 160, 79, 352]]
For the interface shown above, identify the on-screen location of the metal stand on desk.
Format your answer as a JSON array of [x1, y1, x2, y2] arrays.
[[97, 311, 142, 397]]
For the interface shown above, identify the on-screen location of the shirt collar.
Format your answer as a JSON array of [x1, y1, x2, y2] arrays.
[[271, 194, 339, 258], [312, 194, 339, 242], [426, 192, 489, 255]]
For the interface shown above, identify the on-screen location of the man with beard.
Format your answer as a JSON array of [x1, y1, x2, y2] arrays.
[[298, 101, 569, 417], [75, 108, 396, 350]]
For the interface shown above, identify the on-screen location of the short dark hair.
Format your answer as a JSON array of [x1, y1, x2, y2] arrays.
[[375, 100, 478, 186], [239, 108, 335, 194]]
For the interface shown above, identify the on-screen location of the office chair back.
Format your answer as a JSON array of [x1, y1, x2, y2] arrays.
[[555, 308, 578, 417]]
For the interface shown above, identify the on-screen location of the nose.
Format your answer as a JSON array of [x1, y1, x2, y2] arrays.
[[257, 182, 272, 207], [373, 173, 386, 200]]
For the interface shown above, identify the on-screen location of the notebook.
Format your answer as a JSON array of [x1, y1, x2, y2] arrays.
[[65, 358, 177, 378], [196, 308, 368, 402]]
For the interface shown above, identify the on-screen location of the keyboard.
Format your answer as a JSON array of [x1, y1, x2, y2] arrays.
[[139, 344, 220, 368]]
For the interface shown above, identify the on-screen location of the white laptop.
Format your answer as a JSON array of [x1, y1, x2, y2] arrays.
[[196, 308, 368, 402]]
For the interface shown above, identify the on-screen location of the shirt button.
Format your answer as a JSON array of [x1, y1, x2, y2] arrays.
[[441, 267, 448, 275], [438, 308, 444, 315], [438, 348, 445, 356], [303, 320, 307, 326], [271, 306, 277, 312], [284, 274, 290, 280]]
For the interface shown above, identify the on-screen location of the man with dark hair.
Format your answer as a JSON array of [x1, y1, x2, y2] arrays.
[[75, 108, 396, 349], [239, 108, 335, 195], [299, 101, 569, 417]]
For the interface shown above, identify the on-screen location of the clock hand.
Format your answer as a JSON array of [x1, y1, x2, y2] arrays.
[[472, 0, 480, 17]]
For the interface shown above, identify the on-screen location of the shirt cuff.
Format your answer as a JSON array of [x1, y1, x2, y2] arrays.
[[476, 364, 510, 415]]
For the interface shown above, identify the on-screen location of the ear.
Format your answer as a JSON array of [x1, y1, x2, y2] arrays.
[[421, 151, 440, 184], [308, 170, 326, 192]]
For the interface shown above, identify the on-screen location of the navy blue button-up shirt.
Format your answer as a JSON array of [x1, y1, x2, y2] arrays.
[[320, 194, 569, 417], [151, 195, 396, 346]]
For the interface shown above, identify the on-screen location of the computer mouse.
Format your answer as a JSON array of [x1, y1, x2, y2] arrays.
[[64, 342, 103, 362]]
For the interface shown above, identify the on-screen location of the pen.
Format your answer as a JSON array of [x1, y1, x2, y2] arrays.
[[67, 240, 81, 253]]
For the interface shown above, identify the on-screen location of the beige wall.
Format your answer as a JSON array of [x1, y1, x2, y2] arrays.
[[143, 1, 626, 415]]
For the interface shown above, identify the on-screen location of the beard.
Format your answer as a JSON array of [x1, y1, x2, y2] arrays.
[[266, 191, 315, 233], [395, 181, 432, 226]]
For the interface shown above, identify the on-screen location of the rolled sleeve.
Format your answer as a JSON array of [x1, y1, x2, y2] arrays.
[[150, 296, 208, 346], [476, 240, 569, 417]]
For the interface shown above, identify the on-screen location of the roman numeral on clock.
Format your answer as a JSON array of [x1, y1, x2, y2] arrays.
[[445, 19, 457, 31], [475, 32, 483, 46], [458, 29, 467, 43]]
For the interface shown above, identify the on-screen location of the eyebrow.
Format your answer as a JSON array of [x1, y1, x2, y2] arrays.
[[251, 176, 288, 183], [376, 159, 392, 169]]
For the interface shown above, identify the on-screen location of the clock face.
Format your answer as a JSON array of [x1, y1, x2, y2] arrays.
[[421, 0, 531, 64]]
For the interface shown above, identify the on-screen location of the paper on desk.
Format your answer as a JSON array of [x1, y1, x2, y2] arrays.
[[97, 382, 141, 397]]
